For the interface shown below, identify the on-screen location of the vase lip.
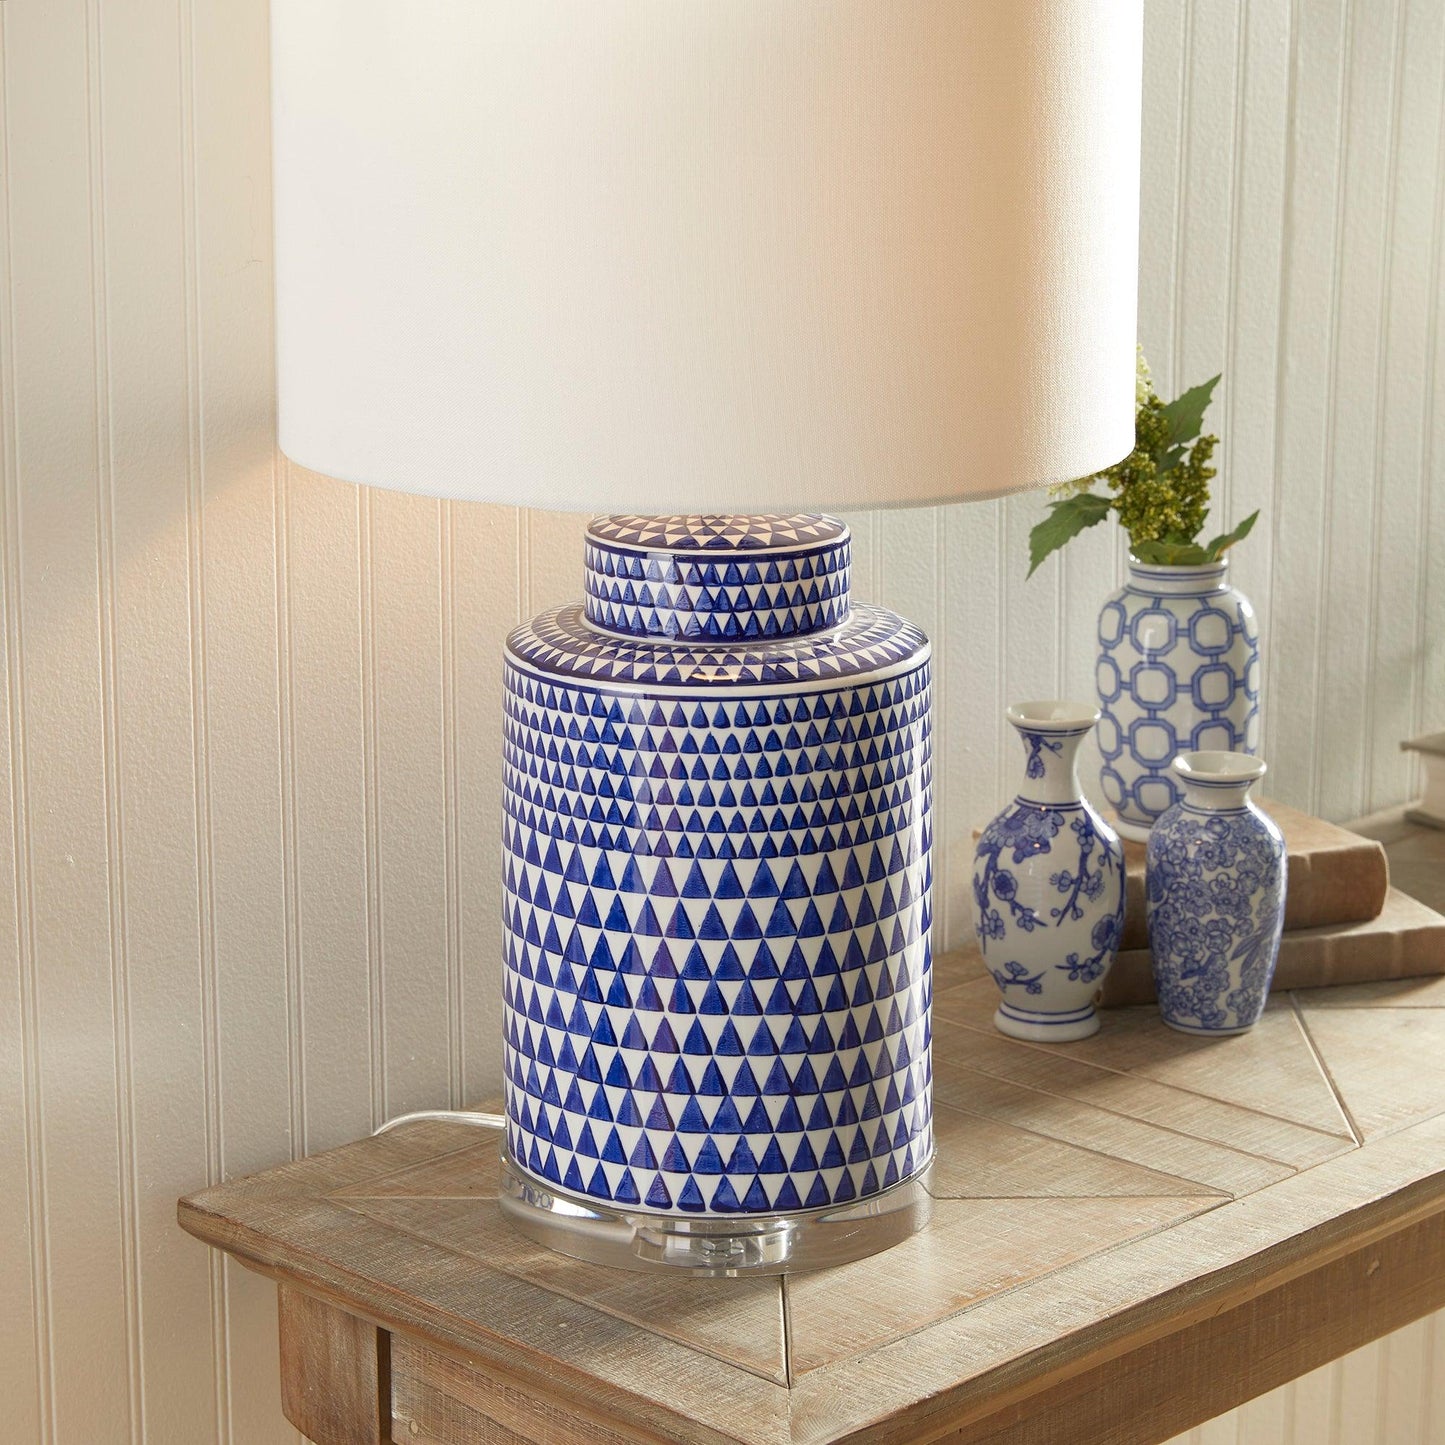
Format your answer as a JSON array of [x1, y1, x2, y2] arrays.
[[1006, 699, 1100, 733], [1172, 750, 1266, 786], [1126, 556, 1228, 576]]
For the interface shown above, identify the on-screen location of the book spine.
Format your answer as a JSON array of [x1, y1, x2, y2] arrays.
[[1119, 838, 1390, 951], [1101, 889, 1445, 1007]]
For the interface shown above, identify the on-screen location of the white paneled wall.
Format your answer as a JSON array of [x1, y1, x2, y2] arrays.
[[1, 1, 1442, 1441]]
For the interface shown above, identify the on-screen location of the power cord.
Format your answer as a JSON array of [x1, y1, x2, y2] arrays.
[[371, 1109, 505, 1136]]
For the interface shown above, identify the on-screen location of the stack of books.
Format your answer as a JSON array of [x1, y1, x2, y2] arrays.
[[1098, 798, 1445, 1007]]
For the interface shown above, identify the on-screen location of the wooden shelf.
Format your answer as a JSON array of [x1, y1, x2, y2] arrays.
[[178, 830, 1445, 1445]]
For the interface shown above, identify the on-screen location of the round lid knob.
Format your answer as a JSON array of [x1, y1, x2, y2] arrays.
[[583, 514, 851, 642]]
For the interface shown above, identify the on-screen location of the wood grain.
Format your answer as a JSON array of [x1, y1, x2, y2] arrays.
[[1295, 1004, 1445, 1141], [925, 1204, 1445, 1445], [783, 1195, 1222, 1377], [391, 1338, 667, 1445], [279, 1286, 390, 1445], [784, 1117, 1445, 1444], [180, 964, 1445, 1445], [932, 976, 1350, 1173], [337, 1194, 788, 1386], [926, 1102, 1228, 1201], [1296, 973, 1445, 1008]]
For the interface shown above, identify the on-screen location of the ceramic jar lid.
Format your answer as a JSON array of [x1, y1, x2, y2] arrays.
[[583, 514, 850, 642]]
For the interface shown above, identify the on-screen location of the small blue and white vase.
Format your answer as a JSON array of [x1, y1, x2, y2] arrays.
[[1145, 751, 1286, 1036], [500, 513, 934, 1273], [972, 703, 1125, 1043], [1097, 558, 1261, 842]]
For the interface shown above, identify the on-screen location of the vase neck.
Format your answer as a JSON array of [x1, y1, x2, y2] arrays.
[[1011, 723, 1087, 807], [1181, 778, 1257, 813], [1126, 558, 1229, 597]]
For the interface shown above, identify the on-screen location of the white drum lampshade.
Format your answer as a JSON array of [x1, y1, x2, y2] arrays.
[[270, 0, 1144, 1274], [272, 0, 1142, 511]]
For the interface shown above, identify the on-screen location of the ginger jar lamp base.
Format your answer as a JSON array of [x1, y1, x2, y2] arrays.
[[500, 515, 935, 1274]]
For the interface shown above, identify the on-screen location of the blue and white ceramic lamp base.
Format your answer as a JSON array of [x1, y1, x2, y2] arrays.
[[972, 704, 1125, 1044], [499, 515, 935, 1274]]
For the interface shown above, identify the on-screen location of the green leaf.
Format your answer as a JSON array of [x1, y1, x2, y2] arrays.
[[1202, 508, 1259, 561], [1027, 492, 1113, 578], [1130, 537, 1211, 566], [1156, 374, 1220, 470], [1128, 509, 1260, 567]]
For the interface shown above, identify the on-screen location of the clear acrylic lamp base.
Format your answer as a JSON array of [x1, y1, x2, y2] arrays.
[[500, 1147, 934, 1276]]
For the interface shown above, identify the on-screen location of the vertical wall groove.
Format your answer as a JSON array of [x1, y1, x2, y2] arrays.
[[274, 464, 306, 1158], [358, 487, 386, 1128], [1309, 0, 1355, 817], [1265, 0, 1301, 770], [174, 0, 230, 1429], [441, 501, 463, 1107], [1222, 0, 1249, 532], [1411, 23, 1445, 790], [84, 0, 145, 1435], [0, 5, 55, 1437], [1172, 0, 1196, 393], [1362, 0, 1408, 812]]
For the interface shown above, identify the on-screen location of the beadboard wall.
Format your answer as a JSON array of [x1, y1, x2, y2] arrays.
[[1, 1, 1443, 1441]]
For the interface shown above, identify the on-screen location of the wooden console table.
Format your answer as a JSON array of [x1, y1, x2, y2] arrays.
[[179, 926, 1445, 1445]]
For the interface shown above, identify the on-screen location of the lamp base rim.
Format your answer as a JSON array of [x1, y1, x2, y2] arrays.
[[498, 1148, 934, 1276]]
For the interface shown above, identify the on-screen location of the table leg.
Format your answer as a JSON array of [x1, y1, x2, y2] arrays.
[[279, 1284, 391, 1445]]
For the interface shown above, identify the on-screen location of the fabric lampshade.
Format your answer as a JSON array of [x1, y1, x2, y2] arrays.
[[271, 0, 1142, 513]]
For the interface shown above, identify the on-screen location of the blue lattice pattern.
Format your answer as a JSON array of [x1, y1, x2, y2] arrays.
[[501, 657, 933, 1215], [1096, 566, 1261, 832], [583, 516, 850, 642]]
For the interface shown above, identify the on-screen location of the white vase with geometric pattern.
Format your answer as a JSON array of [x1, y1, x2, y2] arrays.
[[1096, 559, 1261, 842]]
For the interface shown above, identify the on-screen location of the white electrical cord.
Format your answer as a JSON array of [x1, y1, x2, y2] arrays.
[[372, 1109, 506, 1136]]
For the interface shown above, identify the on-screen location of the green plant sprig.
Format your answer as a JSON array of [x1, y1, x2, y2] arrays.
[[1027, 355, 1259, 577]]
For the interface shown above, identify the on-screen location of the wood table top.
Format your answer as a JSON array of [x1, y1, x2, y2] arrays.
[[178, 931, 1445, 1445]]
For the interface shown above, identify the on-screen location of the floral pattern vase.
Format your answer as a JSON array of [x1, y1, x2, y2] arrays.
[[972, 703, 1125, 1042], [1097, 558, 1261, 842], [1145, 751, 1286, 1035]]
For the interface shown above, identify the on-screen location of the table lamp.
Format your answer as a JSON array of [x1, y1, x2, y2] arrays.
[[271, 0, 1142, 1273]]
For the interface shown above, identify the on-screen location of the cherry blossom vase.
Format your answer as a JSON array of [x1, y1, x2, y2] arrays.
[[1145, 751, 1286, 1035], [972, 703, 1125, 1042]]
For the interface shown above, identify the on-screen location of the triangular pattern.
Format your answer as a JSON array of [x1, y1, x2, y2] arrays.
[[584, 515, 851, 642], [508, 603, 927, 691], [587, 514, 845, 552], [503, 574, 935, 1216]]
